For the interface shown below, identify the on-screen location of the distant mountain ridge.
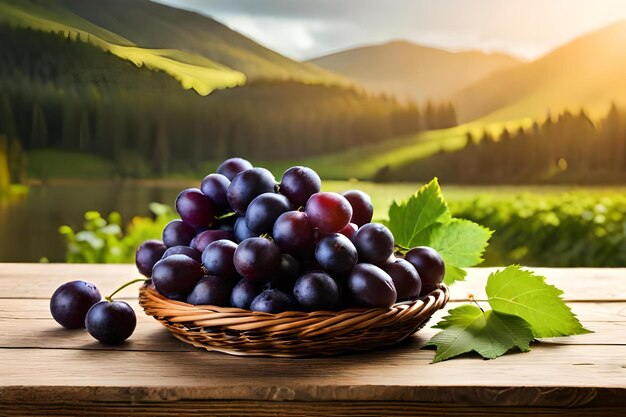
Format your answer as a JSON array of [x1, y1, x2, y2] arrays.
[[309, 40, 522, 102]]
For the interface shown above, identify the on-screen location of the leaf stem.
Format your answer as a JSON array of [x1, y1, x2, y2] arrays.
[[105, 278, 147, 302], [469, 294, 485, 313]]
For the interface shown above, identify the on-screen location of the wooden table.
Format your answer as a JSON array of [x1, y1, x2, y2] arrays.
[[0, 264, 624, 416]]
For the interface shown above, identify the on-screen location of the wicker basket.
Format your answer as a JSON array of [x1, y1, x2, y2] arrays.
[[139, 282, 449, 357]]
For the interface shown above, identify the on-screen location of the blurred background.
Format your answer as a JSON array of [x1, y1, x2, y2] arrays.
[[1, 0, 626, 266]]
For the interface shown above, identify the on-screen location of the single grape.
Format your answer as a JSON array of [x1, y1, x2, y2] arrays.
[[175, 188, 216, 227], [380, 258, 421, 301], [200, 173, 231, 211], [217, 157, 253, 181], [405, 246, 445, 295], [352, 223, 394, 265], [216, 215, 237, 234], [85, 300, 136, 344], [305, 192, 352, 233], [162, 220, 196, 248], [202, 239, 238, 279], [338, 222, 358, 240], [50, 281, 101, 329], [230, 279, 265, 309], [151, 254, 204, 300], [233, 216, 259, 242], [347, 263, 397, 308], [293, 272, 340, 311], [279, 166, 321, 208], [250, 289, 293, 313], [233, 237, 282, 281], [342, 190, 374, 226], [162, 245, 201, 262], [246, 193, 291, 234], [272, 211, 314, 253], [227, 167, 277, 215], [264, 254, 301, 292], [190, 229, 234, 253], [187, 276, 233, 306], [135, 239, 167, 277], [315, 233, 358, 274]]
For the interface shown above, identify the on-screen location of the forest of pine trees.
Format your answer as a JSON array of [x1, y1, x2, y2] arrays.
[[0, 26, 459, 180], [377, 105, 626, 184]]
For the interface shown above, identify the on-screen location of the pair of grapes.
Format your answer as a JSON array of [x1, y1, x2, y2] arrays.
[[136, 157, 446, 313]]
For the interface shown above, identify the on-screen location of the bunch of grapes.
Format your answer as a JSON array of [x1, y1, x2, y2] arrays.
[[137, 158, 446, 313]]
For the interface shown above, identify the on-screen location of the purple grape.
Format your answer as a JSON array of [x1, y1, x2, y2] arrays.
[[352, 223, 394, 265], [279, 166, 321, 208], [227, 168, 277, 215], [315, 233, 358, 274], [405, 246, 445, 295], [338, 222, 358, 240], [342, 190, 374, 226], [190, 229, 234, 253], [151, 254, 204, 300], [264, 254, 301, 292], [85, 300, 136, 344], [245, 193, 291, 234], [250, 289, 293, 313], [162, 219, 196, 248], [380, 258, 421, 301], [233, 216, 259, 242], [217, 157, 253, 181], [305, 192, 352, 233], [293, 272, 340, 311], [187, 276, 233, 306], [202, 239, 238, 279], [272, 211, 314, 253], [135, 239, 167, 277], [200, 173, 231, 211], [233, 237, 282, 281], [230, 279, 264, 309], [50, 281, 101, 329], [347, 263, 397, 308], [162, 245, 201, 262], [175, 188, 216, 227], [216, 215, 237, 234]]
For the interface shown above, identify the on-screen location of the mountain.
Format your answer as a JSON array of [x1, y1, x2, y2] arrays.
[[309, 40, 522, 103], [453, 20, 626, 122]]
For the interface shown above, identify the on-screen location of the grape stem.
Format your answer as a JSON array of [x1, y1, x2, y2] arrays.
[[468, 294, 485, 313], [105, 278, 148, 302]]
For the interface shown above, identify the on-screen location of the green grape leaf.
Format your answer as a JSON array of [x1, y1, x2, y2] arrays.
[[486, 265, 591, 338], [388, 178, 449, 248], [428, 304, 534, 362]]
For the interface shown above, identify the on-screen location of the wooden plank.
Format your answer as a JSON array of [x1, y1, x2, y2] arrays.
[[1, 300, 624, 351], [1, 264, 625, 301]]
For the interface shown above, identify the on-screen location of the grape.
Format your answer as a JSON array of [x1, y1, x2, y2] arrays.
[[50, 281, 101, 329], [352, 223, 394, 265], [272, 211, 314, 253], [227, 168, 277, 215], [250, 289, 293, 313], [265, 254, 301, 292], [162, 245, 201, 262], [342, 190, 374, 226], [293, 272, 340, 311], [190, 229, 234, 253], [347, 263, 397, 308], [246, 193, 291, 234], [187, 276, 233, 306], [279, 166, 321, 208], [85, 300, 136, 344], [202, 239, 238, 279], [405, 246, 445, 295], [217, 157, 253, 181], [230, 279, 264, 309], [135, 239, 167, 277], [216, 215, 237, 234], [233, 237, 282, 281], [380, 258, 421, 301], [305, 192, 352, 233], [315, 233, 358, 274], [233, 216, 259, 242], [162, 220, 196, 247], [151, 254, 204, 300], [338, 222, 358, 240], [200, 173, 231, 211], [176, 188, 216, 227]]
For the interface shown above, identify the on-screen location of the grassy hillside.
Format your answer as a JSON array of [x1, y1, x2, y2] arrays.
[[309, 40, 521, 102], [454, 20, 626, 122]]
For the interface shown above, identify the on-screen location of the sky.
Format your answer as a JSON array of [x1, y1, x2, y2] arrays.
[[155, 0, 626, 61]]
